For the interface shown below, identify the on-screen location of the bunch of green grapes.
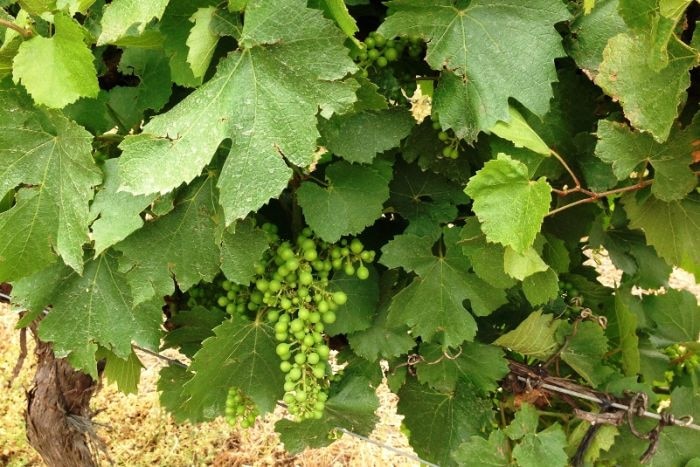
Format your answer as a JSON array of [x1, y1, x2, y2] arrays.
[[224, 387, 259, 428], [557, 280, 582, 304], [190, 224, 375, 422], [431, 116, 462, 159], [355, 31, 423, 75], [664, 344, 700, 374]]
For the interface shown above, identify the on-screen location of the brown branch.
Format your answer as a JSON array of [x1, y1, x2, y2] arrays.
[[550, 148, 583, 189], [0, 18, 33, 38], [546, 179, 654, 217]]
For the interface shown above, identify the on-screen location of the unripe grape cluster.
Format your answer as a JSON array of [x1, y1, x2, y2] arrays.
[[188, 224, 375, 422], [431, 116, 462, 159], [557, 280, 581, 304], [224, 387, 259, 428], [355, 31, 423, 76], [664, 344, 699, 374]]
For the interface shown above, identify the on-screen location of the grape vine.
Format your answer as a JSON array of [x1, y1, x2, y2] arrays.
[[1, 0, 699, 466]]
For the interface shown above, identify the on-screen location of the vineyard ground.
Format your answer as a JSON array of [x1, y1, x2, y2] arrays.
[[1, 255, 698, 467]]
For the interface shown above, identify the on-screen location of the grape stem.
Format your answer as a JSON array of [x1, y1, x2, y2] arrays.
[[0, 18, 33, 38]]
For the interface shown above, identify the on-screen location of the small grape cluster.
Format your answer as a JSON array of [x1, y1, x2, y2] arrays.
[[557, 280, 581, 305], [431, 117, 461, 159], [189, 224, 375, 422], [224, 387, 259, 428], [355, 31, 423, 76], [664, 344, 699, 374]]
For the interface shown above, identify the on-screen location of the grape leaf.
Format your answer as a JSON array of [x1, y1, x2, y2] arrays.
[[596, 119, 698, 201], [220, 219, 269, 285], [459, 218, 516, 290], [643, 289, 700, 346], [96, 347, 143, 394], [0, 86, 101, 281], [465, 154, 552, 253], [12, 254, 162, 377], [276, 376, 379, 453], [347, 304, 414, 361], [97, 0, 170, 46], [489, 106, 551, 156], [618, 0, 690, 72], [319, 107, 414, 164], [179, 314, 284, 420], [297, 158, 392, 243], [512, 424, 567, 467], [311, 0, 359, 43], [452, 430, 510, 467], [107, 48, 172, 130], [162, 305, 226, 358], [186, 7, 219, 79], [565, 0, 627, 73], [623, 193, 700, 276], [380, 234, 437, 274], [503, 246, 548, 281], [559, 321, 616, 386], [504, 403, 539, 440], [159, 0, 213, 87], [595, 33, 697, 143], [326, 267, 380, 335], [614, 292, 641, 376], [416, 342, 508, 393], [118, 0, 358, 225], [388, 160, 469, 237], [494, 310, 560, 360], [397, 377, 494, 467], [522, 268, 560, 306], [386, 229, 508, 348], [115, 175, 222, 305], [158, 364, 201, 422], [379, 0, 569, 140], [89, 160, 157, 256], [13, 13, 98, 108]]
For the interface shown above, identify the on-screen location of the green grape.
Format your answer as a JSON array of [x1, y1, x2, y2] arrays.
[[356, 265, 370, 280], [322, 311, 337, 324], [373, 32, 386, 47], [350, 238, 364, 254], [364, 37, 376, 49], [276, 343, 290, 356], [438, 131, 449, 141], [280, 361, 292, 372], [332, 291, 348, 305], [368, 49, 380, 60], [376, 56, 388, 68], [344, 263, 355, 276], [384, 47, 398, 61], [442, 146, 453, 158]]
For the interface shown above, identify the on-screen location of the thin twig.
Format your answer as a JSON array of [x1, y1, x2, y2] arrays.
[[546, 179, 654, 217], [0, 18, 33, 38], [550, 148, 583, 189]]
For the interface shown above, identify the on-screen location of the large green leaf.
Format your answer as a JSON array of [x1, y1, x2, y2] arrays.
[[459, 218, 516, 289], [179, 314, 284, 420], [643, 289, 700, 346], [397, 377, 494, 467], [185, 7, 220, 79], [326, 268, 380, 335], [118, 0, 358, 225], [115, 175, 222, 305], [12, 254, 162, 377], [379, 0, 569, 140], [0, 86, 101, 281], [89, 160, 157, 256], [559, 321, 616, 386], [319, 107, 414, 164], [494, 310, 560, 360], [565, 0, 627, 72], [596, 119, 698, 201], [13, 14, 99, 108], [219, 219, 269, 285], [452, 430, 510, 467], [296, 158, 392, 243], [416, 342, 508, 393], [623, 193, 700, 276], [465, 154, 552, 253], [97, 0, 170, 46], [386, 229, 507, 348], [595, 33, 697, 143]]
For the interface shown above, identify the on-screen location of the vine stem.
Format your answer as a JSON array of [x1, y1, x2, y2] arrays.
[[0, 18, 33, 38], [546, 179, 654, 218]]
